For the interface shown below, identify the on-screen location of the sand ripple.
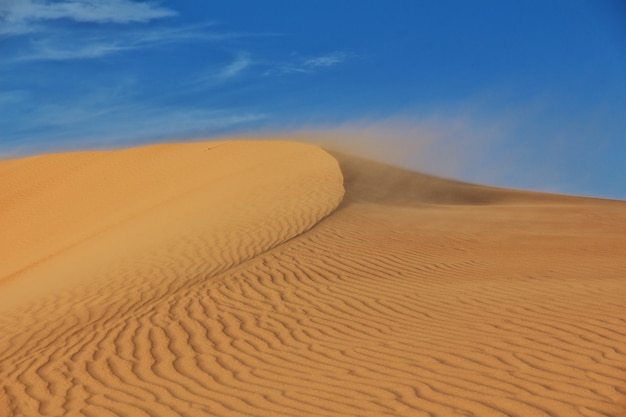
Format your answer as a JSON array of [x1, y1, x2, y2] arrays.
[[1, 141, 625, 417]]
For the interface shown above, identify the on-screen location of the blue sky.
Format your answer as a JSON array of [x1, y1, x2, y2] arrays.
[[1, 0, 625, 199]]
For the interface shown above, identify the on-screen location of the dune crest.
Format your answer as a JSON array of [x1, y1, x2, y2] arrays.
[[0, 141, 344, 306], [0, 140, 345, 416], [1, 140, 625, 417]]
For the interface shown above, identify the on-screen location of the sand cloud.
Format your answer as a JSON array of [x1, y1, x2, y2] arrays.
[[260, 109, 577, 197], [282, 117, 502, 182]]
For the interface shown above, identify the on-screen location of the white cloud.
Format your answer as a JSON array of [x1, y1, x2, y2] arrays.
[[0, 90, 27, 107], [302, 53, 347, 69], [75, 107, 269, 147], [9, 24, 223, 61], [0, 0, 260, 63], [1, 87, 269, 154], [19, 39, 130, 60], [0, 0, 176, 35], [267, 52, 349, 75], [187, 54, 252, 90], [218, 54, 250, 80]]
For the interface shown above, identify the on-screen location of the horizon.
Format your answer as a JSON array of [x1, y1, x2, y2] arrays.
[[1, 0, 625, 199]]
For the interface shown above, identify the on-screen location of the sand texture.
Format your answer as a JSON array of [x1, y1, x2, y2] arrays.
[[1, 140, 625, 417]]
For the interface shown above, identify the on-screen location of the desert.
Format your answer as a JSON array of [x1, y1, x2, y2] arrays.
[[0, 139, 624, 417]]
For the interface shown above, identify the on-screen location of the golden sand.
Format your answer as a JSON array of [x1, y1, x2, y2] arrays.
[[1, 140, 624, 416]]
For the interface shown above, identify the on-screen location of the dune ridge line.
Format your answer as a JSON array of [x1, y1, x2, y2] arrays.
[[0, 140, 344, 302]]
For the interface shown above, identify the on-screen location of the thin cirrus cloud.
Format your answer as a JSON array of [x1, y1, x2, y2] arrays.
[[195, 51, 350, 88], [0, 1, 354, 159], [266, 52, 349, 75], [0, 0, 215, 62], [19, 39, 131, 61], [302, 53, 348, 69], [11, 24, 223, 62], [218, 54, 251, 81], [0, 0, 176, 35], [2, 89, 269, 155], [0, 90, 27, 107], [193, 54, 252, 87]]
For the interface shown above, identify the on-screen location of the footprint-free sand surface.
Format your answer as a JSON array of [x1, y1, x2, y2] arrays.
[[1, 140, 625, 417]]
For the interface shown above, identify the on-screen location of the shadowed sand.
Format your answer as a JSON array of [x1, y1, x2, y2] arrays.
[[1, 140, 625, 417]]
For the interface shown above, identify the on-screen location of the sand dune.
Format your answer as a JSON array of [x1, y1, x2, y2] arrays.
[[1, 140, 625, 417]]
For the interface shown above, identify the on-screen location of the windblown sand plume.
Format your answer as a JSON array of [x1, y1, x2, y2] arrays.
[[0, 140, 625, 417]]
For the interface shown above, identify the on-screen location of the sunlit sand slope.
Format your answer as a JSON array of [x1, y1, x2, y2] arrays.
[[1, 142, 625, 417], [0, 140, 344, 416], [0, 141, 344, 306]]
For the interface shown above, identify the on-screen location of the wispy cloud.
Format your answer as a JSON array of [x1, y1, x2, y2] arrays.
[[0, 90, 27, 107], [302, 53, 348, 69], [218, 54, 251, 80], [0, 0, 176, 36], [10, 24, 224, 61], [0, 1, 194, 61], [189, 50, 349, 91], [266, 52, 350, 75], [19, 39, 130, 61], [1, 89, 269, 155], [192, 53, 252, 87]]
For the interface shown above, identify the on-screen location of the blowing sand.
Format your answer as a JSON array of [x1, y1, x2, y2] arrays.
[[0, 140, 624, 417]]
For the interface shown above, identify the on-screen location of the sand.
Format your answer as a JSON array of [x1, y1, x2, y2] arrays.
[[0, 140, 624, 417]]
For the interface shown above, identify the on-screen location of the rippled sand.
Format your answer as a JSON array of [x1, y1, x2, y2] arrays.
[[1, 140, 624, 417]]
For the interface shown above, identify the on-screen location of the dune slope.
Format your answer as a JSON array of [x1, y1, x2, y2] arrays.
[[1, 141, 625, 417]]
